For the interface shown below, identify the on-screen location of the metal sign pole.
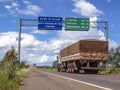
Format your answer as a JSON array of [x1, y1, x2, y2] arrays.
[[18, 19, 22, 62], [18, 19, 37, 62], [105, 21, 108, 68], [105, 21, 108, 41]]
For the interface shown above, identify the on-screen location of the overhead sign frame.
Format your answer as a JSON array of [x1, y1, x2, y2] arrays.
[[18, 18, 108, 63]]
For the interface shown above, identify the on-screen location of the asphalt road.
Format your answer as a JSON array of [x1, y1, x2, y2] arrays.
[[21, 67, 120, 90], [46, 71, 120, 90]]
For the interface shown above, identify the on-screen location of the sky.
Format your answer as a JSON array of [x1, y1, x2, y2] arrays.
[[0, 0, 120, 66]]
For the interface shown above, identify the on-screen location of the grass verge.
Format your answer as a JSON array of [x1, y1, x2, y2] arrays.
[[36, 66, 56, 71], [99, 65, 120, 75], [0, 61, 29, 90]]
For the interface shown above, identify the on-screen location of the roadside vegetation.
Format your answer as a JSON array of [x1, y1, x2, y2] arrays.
[[0, 47, 29, 90], [99, 65, 120, 75], [36, 65, 56, 71], [100, 46, 120, 75], [35, 60, 58, 71]]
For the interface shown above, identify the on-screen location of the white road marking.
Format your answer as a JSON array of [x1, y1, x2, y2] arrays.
[[41, 71, 113, 90]]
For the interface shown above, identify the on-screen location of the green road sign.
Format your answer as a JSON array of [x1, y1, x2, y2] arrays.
[[65, 18, 90, 31]]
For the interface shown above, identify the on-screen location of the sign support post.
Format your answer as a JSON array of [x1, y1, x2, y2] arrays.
[[18, 19, 22, 62], [105, 21, 108, 41], [18, 19, 37, 62]]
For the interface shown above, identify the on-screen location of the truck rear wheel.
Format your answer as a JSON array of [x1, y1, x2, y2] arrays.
[[84, 69, 98, 74], [57, 68, 60, 72], [74, 70, 79, 73], [92, 70, 98, 74]]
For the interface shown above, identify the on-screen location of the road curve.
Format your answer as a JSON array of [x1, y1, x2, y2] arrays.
[[20, 67, 112, 90]]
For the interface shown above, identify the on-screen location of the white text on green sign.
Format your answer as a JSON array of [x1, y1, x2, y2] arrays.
[[65, 18, 90, 31]]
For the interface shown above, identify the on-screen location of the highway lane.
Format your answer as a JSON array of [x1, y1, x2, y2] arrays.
[[20, 67, 112, 90], [44, 70, 120, 90]]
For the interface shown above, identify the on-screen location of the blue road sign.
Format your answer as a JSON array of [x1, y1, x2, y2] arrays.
[[38, 17, 62, 30], [38, 17, 62, 22]]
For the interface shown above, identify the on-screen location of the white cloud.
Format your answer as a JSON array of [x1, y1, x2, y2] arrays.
[[109, 39, 119, 49], [107, 0, 111, 3], [50, 40, 63, 50], [98, 30, 106, 40], [21, 33, 40, 48], [0, 0, 19, 2], [0, 32, 18, 48], [0, 31, 57, 64], [90, 16, 97, 21], [0, 32, 42, 49], [16, 4, 42, 16], [4, 0, 42, 16], [23, 0, 31, 4], [5, 5, 12, 9], [26, 54, 49, 64], [12, 2, 19, 7], [72, 0, 103, 17], [0, 0, 12, 2], [0, 30, 119, 65], [31, 30, 48, 35], [57, 27, 105, 41]]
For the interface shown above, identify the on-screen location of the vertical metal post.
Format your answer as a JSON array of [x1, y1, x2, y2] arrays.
[[105, 21, 108, 68], [105, 21, 108, 41], [18, 19, 22, 62]]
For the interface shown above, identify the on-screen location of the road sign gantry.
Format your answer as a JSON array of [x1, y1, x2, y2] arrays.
[[18, 17, 108, 62]]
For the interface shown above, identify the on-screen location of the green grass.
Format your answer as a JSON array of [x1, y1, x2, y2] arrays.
[[99, 65, 120, 75], [0, 71, 19, 90], [36, 66, 56, 71], [0, 61, 29, 90]]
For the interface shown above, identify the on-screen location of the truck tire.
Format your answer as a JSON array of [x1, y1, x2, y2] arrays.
[[75, 61, 81, 70], [84, 69, 98, 74], [92, 70, 98, 74], [58, 68, 60, 72], [84, 70, 90, 74], [74, 70, 79, 73]]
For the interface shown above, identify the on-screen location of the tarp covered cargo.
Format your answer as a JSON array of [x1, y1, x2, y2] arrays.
[[60, 47, 69, 57], [60, 39, 108, 61], [80, 39, 108, 52]]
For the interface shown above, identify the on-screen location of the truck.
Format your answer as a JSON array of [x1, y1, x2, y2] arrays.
[[57, 39, 108, 74]]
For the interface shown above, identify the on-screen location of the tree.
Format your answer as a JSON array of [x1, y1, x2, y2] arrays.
[[109, 46, 120, 67], [108, 48, 114, 64], [3, 47, 18, 62]]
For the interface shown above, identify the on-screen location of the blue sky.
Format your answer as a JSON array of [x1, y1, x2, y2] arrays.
[[0, 0, 120, 66]]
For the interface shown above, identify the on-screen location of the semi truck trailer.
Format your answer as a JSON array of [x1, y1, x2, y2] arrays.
[[57, 39, 108, 74]]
